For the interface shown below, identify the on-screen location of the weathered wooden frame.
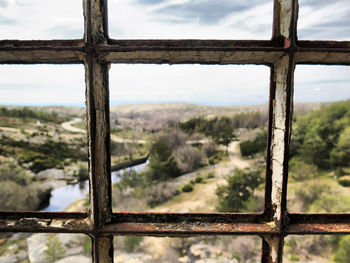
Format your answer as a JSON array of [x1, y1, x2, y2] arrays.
[[0, 0, 350, 262]]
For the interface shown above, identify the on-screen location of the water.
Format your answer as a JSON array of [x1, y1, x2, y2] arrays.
[[42, 161, 147, 211]]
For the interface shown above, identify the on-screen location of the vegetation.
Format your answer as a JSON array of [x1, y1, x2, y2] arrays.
[[43, 234, 66, 262], [216, 169, 263, 212], [290, 100, 350, 169], [0, 106, 68, 124], [145, 137, 181, 182], [0, 160, 51, 210], [240, 128, 267, 157], [182, 184, 193, 192], [0, 136, 87, 173], [334, 236, 350, 263]]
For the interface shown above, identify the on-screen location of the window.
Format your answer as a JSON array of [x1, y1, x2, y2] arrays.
[[0, 0, 349, 262]]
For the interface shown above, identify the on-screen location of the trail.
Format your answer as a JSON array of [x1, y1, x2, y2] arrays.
[[61, 118, 146, 143], [154, 141, 253, 213]]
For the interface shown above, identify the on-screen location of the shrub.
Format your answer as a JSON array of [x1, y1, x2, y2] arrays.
[[216, 169, 263, 212], [288, 254, 300, 261], [295, 181, 332, 212], [182, 184, 193, 192], [207, 172, 215, 178], [77, 164, 89, 181], [334, 235, 350, 263], [124, 236, 143, 253], [203, 142, 218, 158], [338, 176, 350, 187], [0, 160, 31, 185], [146, 137, 180, 182], [145, 183, 179, 207], [175, 145, 205, 174], [240, 128, 267, 157], [44, 234, 66, 263], [289, 158, 317, 182], [194, 176, 204, 183]]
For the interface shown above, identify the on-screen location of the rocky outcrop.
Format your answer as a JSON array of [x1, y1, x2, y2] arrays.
[[27, 233, 87, 263]]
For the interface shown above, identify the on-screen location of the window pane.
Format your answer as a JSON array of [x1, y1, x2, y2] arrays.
[[284, 235, 349, 262], [110, 64, 269, 213], [298, 0, 350, 40], [0, 232, 91, 262], [109, 0, 273, 39], [288, 65, 350, 213], [0, 0, 83, 39], [114, 235, 261, 262], [0, 65, 88, 212]]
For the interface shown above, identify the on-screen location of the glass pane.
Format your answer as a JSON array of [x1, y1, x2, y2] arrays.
[[288, 65, 350, 213], [298, 0, 350, 40], [0, 232, 91, 262], [110, 64, 269, 213], [0, 0, 83, 39], [0, 65, 88, 212], [114, 235, 261, 262], [109, 0, 273, 39], [284, 235, 349, 262]]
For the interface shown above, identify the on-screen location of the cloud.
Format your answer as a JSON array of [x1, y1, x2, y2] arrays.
[[109, 64, 270, 106], [108, 0, 273, 39], [0, 65, 85, 106], [298, 0, 350, 40], [0, 0, 83, 39]]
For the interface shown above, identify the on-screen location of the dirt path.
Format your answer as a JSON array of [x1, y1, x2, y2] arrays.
[[61, 118, 146, 143], [154, 141, 253, 213]]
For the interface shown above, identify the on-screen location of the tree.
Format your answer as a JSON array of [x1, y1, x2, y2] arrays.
[[330, 127, 350, 167], [44, 234, 66, 263], [213, 125, 237, 155], [216, 169, 262, 212], [146, 137, 180, 182]]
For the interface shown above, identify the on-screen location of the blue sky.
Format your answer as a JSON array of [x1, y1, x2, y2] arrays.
[[0, 0, 349, 106]]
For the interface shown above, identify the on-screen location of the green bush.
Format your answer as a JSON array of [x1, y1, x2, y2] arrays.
[[334, 235, 350, 263], [289, 158, 317, 182], [207, 172, 215, 178], [288, 254, 300, 261], [338, 176, 350, 187], [77, 164, 89, 181], [44, 234, 66, 263], [195, 176, 204, 183], [182, 184, 193, 192], [124, 236, 143, 253], [0, 161, 31, 185], [146, 137, 180, 182], [216, 169, 263, 212]]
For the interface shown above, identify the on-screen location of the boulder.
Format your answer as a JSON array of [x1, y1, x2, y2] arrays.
[[38, 169, 65, 180], [55, 255, 91, 263]]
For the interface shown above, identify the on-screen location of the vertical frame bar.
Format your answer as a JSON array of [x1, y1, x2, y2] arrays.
[[84, 0, 113, 262], [263, 0, 298, 262]]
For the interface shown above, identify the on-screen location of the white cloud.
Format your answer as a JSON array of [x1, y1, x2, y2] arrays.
[[0, 1, 349, 106], [108, 0, 273, 39], [0, 0, 83, 39]]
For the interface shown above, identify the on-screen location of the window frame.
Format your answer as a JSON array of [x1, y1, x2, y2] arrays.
[[0, 0, 350, 262]]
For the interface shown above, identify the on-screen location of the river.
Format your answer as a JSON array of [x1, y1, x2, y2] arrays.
[[42, 162, 147, 211]]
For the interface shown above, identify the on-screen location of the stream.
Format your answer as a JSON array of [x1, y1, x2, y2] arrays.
[[42, 162, 147, 211]]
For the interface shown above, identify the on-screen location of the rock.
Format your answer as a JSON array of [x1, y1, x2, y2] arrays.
[[55, 255, 91, 263], [27, 233, 49, 263], [27, 233, 86, 263], [0, 251, 27, 263], [38, 169, 65, 180]]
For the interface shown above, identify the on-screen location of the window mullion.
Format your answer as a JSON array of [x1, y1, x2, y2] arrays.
[[84, 0, 113, 262]]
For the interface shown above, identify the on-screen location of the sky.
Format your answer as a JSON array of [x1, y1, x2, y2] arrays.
[[0, 0, 349, 106]]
